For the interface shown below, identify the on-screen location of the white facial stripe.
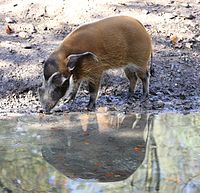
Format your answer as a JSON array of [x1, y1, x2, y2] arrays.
[[48, 72, 59, 83]]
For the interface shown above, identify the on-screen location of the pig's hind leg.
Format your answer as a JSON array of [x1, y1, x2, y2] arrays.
[[124, 65, 138, 95], [87, 77, 101, 111], [136, 69, 150, 99]]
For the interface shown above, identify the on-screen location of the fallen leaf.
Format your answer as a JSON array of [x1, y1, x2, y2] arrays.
[[166, 177, 181, 184], [105, 172, 114, 177], [84, 140, 90, 145], [6, 25, 13, 34], [133, 146, 141, 153], [170, 34, 178, 44]]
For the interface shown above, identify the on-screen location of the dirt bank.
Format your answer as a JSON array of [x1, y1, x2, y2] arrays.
[[0, 0, 199, 114]]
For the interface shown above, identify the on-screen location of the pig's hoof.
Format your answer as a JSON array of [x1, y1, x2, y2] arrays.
[[140, 95, 149, 102], [128, 92, 139, 100], [38, 108, 52, 114], [87, 107, 96, 112], [86, 104, 96, 111]]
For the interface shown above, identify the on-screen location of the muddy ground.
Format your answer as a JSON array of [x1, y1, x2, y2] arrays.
[[0, 0, 199, 114]]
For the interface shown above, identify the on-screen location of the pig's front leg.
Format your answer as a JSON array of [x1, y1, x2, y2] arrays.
[[64, 77, 81, 103], [87, 77, 101, 111]]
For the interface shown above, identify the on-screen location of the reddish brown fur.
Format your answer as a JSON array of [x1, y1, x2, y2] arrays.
[[54, 16, 152, 79], [39, 16, 152, 112]]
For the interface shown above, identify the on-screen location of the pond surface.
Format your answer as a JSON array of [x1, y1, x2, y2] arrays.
[[0, 112, 200, 193]]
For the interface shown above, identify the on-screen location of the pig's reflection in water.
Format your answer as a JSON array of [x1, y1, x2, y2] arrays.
[[42, 113, 150, 182]]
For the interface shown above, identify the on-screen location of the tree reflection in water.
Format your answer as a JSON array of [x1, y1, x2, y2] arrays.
[[0, 113, 200, 192]]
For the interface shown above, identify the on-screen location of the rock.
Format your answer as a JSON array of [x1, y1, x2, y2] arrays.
[[113, 7, 121, 13], [153, 100, 165, 109], [179, 94, 186, 100], [18, 31, 30, 39], [149, 90, 157, 96], [142, 9, 150, 15], [38, 108, 44, 113], [182, 3, 191, 8], [8, 48, 17, 54], [5, 17, 16, 23], [185, 42, 193, 48], [164, 13, 177, 19], [26, 24, 37, 34], [39, 59, 45, 64], [194, 36, 200, 41], [108, 106, 117, 111], [175, 43, 183, 49], [156, 91, 163, 96], [143, 101, 153, 109], [184, 103, 192, 110], [184, 14, 196, 20], [163, 102, 173, 109], [27, 90, 33, 96], [149, 96, 159, 102], [21, 43, 32, 49]]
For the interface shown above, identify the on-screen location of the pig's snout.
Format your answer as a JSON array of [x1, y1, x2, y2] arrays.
[[38, 87, 54, 114], [38, 87, 60, 114], [43, 106, 51, 114], [41, 100, 57, 114]]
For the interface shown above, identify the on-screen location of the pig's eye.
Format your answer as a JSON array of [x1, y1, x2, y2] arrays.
[[51, 88, 61, 100]]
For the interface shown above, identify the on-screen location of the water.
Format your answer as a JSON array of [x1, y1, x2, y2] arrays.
[[0, 112, 199, 193]]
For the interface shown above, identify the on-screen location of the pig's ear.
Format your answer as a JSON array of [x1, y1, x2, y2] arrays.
[[65, 52, 98, 72], [48, 72, 67, 87]]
